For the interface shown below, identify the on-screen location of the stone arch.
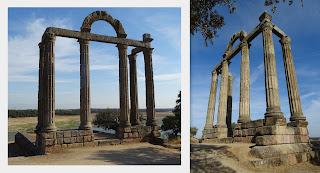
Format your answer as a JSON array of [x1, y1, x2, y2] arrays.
[[81, 11, 127, 38]]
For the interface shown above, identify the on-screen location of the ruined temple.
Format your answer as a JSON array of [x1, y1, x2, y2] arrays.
[[202, 12, 310, 166]]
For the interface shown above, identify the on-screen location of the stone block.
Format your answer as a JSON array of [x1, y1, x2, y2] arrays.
[[57, 138, 63, 144], [256, 135, 309, 146], [43, 139, 55, 146], [70, 137, 77, 143], [71, 130, 78, 137], [83, 142, 96, 147], [56, 131, 64, 138], [64, 137, 71, 144], [76, 136, 84, 143], [84, 135, 92, 142], [132, 132, 139, 138], [62, 144, 68, 148], [64, 131, 72, 138], [247, 128, 256, 136], [84, 130, 93, 136], [67, 143, 83, 148], [40, 132, 56, 139], [78, 130, 84, 136]]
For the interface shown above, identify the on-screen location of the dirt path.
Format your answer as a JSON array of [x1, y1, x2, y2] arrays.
[[191, 142, 320, 173], [9, 143, 180, 165]]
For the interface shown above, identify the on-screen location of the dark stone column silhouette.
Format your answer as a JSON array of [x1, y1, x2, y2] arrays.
[[43, 32, 56, 132], [129, 54, 140, 125], [280, 36, 307, 127], [259, 12, 285, 125], [79, 39, 92, 130], [226, 74, 233, 137], [118, 44, 131, 128]]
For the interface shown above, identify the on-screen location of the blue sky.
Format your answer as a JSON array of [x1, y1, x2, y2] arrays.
[[191, 1, 320, 138], [8, 8, 181, 109]]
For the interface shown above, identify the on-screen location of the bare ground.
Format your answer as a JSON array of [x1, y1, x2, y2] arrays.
[[191, 142, 320, 173], [9, 142, 180, 165]]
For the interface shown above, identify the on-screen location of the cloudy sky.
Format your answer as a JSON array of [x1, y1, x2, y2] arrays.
[[191, 1, 320, 137], [8, 8, 181, 109]]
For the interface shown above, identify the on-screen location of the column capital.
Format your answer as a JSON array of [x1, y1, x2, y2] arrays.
[[260, 21, 274, 31], [240, 40, 249, 48], [143, 33, 153, 42], [128, 53, 137, 61], [44, 32, 56, 42], [259, 11, 272, 22], [280, 36, 291, 45], [117, 44, 128, 50], [78, 39, 90, 45]]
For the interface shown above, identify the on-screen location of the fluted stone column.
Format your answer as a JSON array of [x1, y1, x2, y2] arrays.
[[79, 39, 92, 130], [37, 42, 45, 132], [129, 54, 140, 125], [238, 40, 251, 123], [204, 70, 218, 130], [43, 33, 56, 132], [118, 44, 131, 128], [260, 12, 285, 125], [280, 36, 307, 126], [217, 60, 229, 138], [143, 48, 157, 126], [226, 74, 233, 137], [143, 34, 157, 127]]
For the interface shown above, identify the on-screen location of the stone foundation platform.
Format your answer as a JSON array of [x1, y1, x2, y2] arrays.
[[202, 126, 228, 139], [118, 125, 160, 139], [36, 129, 94, 154]]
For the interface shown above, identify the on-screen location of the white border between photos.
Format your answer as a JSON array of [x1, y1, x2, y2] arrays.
[[0, 0, 190, 173]]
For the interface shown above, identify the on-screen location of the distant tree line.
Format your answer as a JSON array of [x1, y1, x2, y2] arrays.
[[8, 108, 173, 118]]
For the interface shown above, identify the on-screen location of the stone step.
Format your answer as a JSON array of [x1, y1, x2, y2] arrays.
[[94, 139, 121, 146]]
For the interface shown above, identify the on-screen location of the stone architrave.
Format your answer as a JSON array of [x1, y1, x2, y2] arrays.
[[259, 12, 285, 125], [118, 44, 131, 128], [238, 40, 251, 123], [217, 60, 229, 136], [129, 54, 140, 125], [43, 32, 56, 132], [280, 36, 307, 126], [143, 34, 157, 127], [226, 73, 233, 137], [79, 39, 92, 130], [204, 70, 218, 130]]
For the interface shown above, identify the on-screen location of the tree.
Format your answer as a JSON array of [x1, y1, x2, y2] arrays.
[[190, 127, 198, 137], [93, 111, 119, 132], [161, 91, 181, 138], [191, 0, 303, 45]]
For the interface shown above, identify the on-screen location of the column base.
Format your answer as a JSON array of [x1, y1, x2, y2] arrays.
[[42, 125, 57, 133], [264, 111, 286, 126], [288, 119, 308, 127], [79, 123, 92, 130]]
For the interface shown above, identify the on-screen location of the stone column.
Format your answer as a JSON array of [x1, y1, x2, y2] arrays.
[[280, 36, 307, 126], [226, 74, 233, 137], [42, 32, 56, 132], [118, 44, 131, 128], [143, 34, 157, 127], [217, 60, 229, 137], [238, 40, 251, 123], [36, 42, 45, 132], [204, 70, 218, 130], [143, 48, 157, 126], [129, 54, 140, 125], [259, 12, 285, 125], [79, 39, 92, 130]]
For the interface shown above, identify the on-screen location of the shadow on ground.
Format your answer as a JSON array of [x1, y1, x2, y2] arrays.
[[191, 144, 238, 173], [87, 146, 181, 165]]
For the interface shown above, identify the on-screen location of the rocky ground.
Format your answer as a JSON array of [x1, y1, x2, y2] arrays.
[[191, 142, 320, 173], [9, 142, 180, 165]]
